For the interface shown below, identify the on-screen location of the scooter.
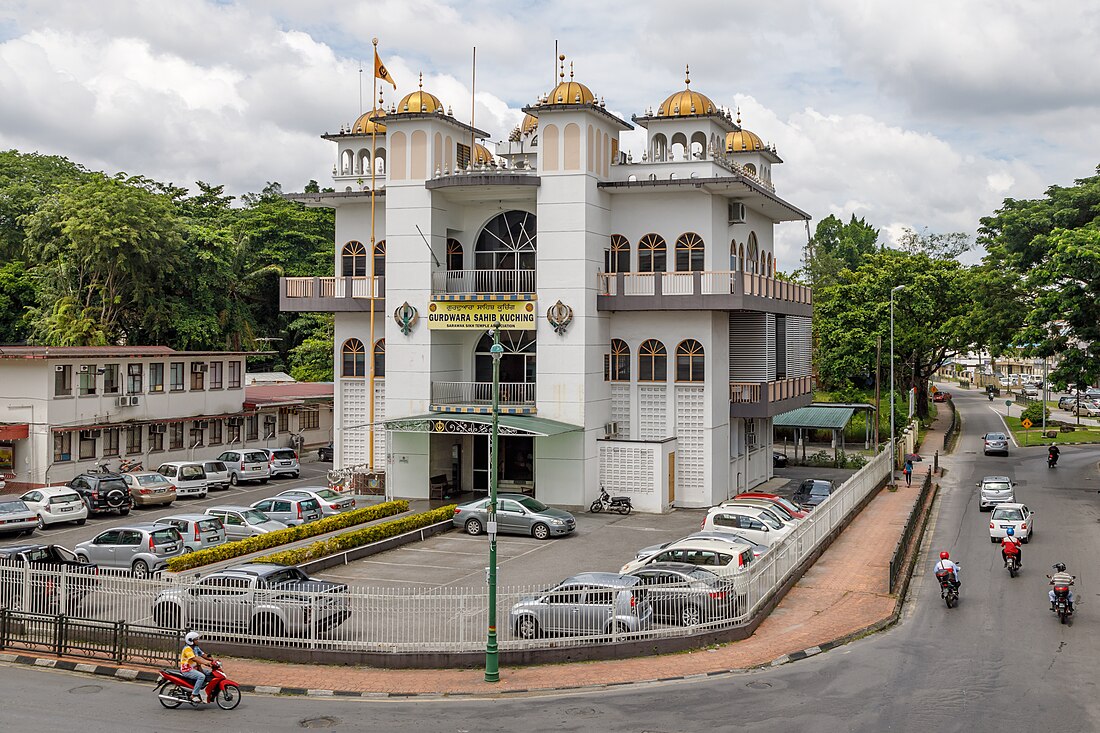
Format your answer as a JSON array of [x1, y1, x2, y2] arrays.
[[1005, 553, 1020, 578], [935, 567, 960, 608], [155, 660, 242, 710], [987, 393, 994, 401], [590, 486, 632, 515], [1048, 578, 1075, 625]]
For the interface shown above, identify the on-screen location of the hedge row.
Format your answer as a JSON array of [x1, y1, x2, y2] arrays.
[[166, 500, 409, 572], [256, 505, 457, 566]]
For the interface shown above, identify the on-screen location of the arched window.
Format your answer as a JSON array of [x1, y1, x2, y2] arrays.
[[446, 238, 463, 271], [606, 339, 630, 381], [475, 210, 536, 271], [676, 340, 705, 382], [744, 163, 757, 176], [690, 131, 707, 159], [639, 339, 667, 382], [738, 243, 746, 273], [651, 133, 668, 162], [373, 339, 385, 378], [609, 235, 630, 273], [675, 232, 705, 272], [730, 239, 739, 271], [638, 233, 666, 273], [373, 240, 386, 278], [747, 232, 759, 274], [475, 331, 536, 385], [341, 338, 365, 377], [341, 241, 367, 277]]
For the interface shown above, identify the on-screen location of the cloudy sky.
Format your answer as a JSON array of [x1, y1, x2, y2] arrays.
[[1, 0, 1097, 270]]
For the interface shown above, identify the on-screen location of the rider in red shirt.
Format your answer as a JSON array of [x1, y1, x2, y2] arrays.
[[1001, 527, 1022, 567]]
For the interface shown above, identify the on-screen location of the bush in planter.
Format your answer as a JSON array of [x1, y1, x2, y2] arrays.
[[166, 499, 409, 572]]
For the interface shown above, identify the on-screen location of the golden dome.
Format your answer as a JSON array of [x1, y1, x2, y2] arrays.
[[547, 56, 596, 105], [472, 143, 495, 164], [350, 108, 386, 135], [398, 72, 444, 113], [520, 112, 538, 136], [725, 111, 766, 152], [657, 65, 717, 117]]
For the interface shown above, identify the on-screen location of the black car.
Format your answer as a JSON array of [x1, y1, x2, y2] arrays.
[[0, 544, 99, 613], [772, 452, 789, 468], [792, 479, 834, 510], [66, 472, 132, 515], [628, 563, 743, 625], [317, 442, 334, 462]]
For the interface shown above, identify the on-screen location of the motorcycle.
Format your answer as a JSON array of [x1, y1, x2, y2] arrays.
[[1048, 578, 1075, 625], [935, 568, 960, 608], [1005, 553, 1020, 578], [155, 660, 242, 710], [988, 393, 994, 401], [590, 486, 632, 515], [1048, 451, 1059, 468]]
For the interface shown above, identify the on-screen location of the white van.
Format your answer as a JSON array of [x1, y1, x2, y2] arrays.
[[156, 462, 209, 498]]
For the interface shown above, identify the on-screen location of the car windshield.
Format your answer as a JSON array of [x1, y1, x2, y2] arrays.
[[241, 509, 269, 523], [272, 450, 296, 460], [518, 497, 549, 512], [0, 500, 28, 513], [151, 528, 179, 544], [205, 462, 227, 472], [312, 489, 340, 500], [300, 499, 320, 510], [48, 493, 81, 504], [992, 508, 1024, 521], [99, 478, 128, 491], [244, 452, 268, 462], [136, 474, 168, 486], [759, 512, 783, 530], [809, 484, 831, 497], [986, 433, 1007, 441], [983, 482, 1011, 492], [180, 466, 204, 479], [198, 519, 222, 533], [264, 568, 306, 586]]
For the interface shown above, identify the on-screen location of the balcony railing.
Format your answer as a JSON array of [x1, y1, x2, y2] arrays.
[[431, 381, 536, 409], [730, 376, 814, 405], [431, 270, 536, 297], [284, 276, 383, 299], [597, 271, 811, 305]]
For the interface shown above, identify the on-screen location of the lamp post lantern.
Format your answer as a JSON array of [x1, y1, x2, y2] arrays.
[[890, 285, 905, 480], [485, 324, 503, 683]]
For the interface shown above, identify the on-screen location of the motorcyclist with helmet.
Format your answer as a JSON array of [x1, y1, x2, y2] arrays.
[[179, 631, 214, 703], [1048, 443, 1060, 467], [934, 550, 961, 587], [1048, 563, 1075, 613], [1000, 527, 1022, 567]]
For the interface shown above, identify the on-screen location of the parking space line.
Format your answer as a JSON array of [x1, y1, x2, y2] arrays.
[[394, 547, 486, 557]]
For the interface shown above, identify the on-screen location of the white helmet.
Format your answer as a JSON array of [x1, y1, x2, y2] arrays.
[[184, 631, 201, 645]]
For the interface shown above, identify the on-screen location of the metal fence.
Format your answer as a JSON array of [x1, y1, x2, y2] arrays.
[[0, 450, 891, 656], [888, 469, 935, 593]]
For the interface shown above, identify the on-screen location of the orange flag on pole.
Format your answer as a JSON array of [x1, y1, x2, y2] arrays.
[[374, 49, 396, 88]]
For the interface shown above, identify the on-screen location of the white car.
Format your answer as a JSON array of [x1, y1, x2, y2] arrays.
[[277, 487, 355, 516], [702, 504, 794, 546], [620, 537, 754, 577], [18, 486, 88, 529], [988, 503, 1034, 543]]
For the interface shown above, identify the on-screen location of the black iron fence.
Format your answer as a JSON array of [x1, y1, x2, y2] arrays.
[[888, 469, 935, 594], [0, 609, 178, 666], [943, 400, 959, 450]]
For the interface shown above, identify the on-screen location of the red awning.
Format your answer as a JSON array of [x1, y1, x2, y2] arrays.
[[0, 424, 29, 440], [52, 412, 257, 433]]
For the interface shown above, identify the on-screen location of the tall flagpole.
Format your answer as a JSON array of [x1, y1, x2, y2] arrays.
[[470, 46, 476, 164], [368, 37, 380, 474]]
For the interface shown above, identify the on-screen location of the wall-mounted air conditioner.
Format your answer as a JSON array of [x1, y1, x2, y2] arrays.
[[55, 365, 65, 373], [116, 396, 131, 408], [153, 423, 167, 434], [604, 421, 619, 438], [129, 396, 142, 406], [227, 417, 243, 427], [78, 365, 90, 373], [192, 363, 209, 372], [80, 429, 101, 439], [728, 201, 746, 224]]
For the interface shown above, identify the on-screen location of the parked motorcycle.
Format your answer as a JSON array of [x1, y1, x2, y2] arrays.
[[935, 568, 960, 608], [155, 660, 242, 710], [590, 486, 632, 515]]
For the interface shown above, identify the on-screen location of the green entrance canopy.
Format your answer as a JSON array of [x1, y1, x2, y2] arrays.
[[772, 405, 858, 430], [383, 412, 582, 437]]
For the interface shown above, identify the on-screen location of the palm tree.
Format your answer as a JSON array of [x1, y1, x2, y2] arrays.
[[217, 234, 283, 351]]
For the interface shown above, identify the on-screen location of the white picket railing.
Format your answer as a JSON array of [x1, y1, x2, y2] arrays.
[[0, 449, 890, 655]]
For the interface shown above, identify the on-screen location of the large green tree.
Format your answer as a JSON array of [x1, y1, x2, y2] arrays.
[[978, 167, 1100, 388], [800, 214, 880, 289], [0, 150, 91, 260]]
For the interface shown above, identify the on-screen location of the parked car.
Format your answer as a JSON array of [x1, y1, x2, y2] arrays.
[[317, 442, 334, 462], [277, 487, 355, 516], [1073, 400, 1100, 417], [628, 563, 744, 625], [719, 497, 800, 524], [151, 563, 351, 636], [216, 450, 272, 486], [772, 451, 789, 468], [977, 475, 1016, 512], [74, 524, 184, 577], [982, 432, 1010, 456], [120, 472, 177, 508], [250, 495, 322, 527], [66, 472, 132, 516], [0, 544, 98, 613], [732, 492, 809, 520], [792, 479, 836, 510], [932, 391, 951, 402], [203, 506, 288, 540], [18, 486, 88, 529], [510, 573, 654, 639], [453, 494, 576, 540], [636, 531, 769, 561], [156, 462, 208, 498], [0, 495, 38, 536], [1058, 396, 1083, 411], [200, 460, 231, 491], [263, 448, 301, 479], [1021, 385, 1040, 398], [702, 505, 793, 547], [620, 537, 754, 577], [988, 503, 1034, 543], [153, 514, 228, 553]]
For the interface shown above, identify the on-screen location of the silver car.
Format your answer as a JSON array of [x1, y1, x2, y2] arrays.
[[978, 475, 1016, 511], [250, 496, 322, 526], [637, 531, 769, 561], [204, 506, 287, 540], [201, 460, 231, 491], [277, 487, 355, 517], [74, 524, 184, 577], [264, 448, 300, 479], [510, 573, 654, 639], [216, 450, 271, 486], [0, 495, 38, 536], [153, 514, 228, 553], [983, 432, 1010, 456], [453, 494, 576, 540]]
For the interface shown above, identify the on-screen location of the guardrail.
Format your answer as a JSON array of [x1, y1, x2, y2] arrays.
[[888, 469, 936, 594], [596, 271, 812, 304], [0, 608, 178, 666], [431, 381, 536, 408], [0, 449, 891, 659], [430, 269, 536, 296]]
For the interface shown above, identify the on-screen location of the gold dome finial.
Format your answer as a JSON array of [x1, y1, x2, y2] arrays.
[[736, 106, 741, 125], [559, 54, 566, 81], [570, 61, 574, 80], [685, 64, 691, 87], [418, 72, 423, 90]]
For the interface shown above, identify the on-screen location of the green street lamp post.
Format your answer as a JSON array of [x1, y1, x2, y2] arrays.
[[485, 324, 503, 683]]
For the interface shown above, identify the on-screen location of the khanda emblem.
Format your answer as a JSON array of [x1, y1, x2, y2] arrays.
[[547, 300, 574, 335], [394, 302, 418, 336]]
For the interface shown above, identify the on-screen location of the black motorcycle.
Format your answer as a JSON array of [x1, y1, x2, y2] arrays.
[[936, 568, 960, 608], [1048, 451, 1059, 468], [590, 487, 632, 515], [1049, 579, 1075, 625], [1005, 553, 1020, 578]]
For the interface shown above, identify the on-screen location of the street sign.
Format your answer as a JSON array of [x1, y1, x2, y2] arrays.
[[1021, 418, 1033, 429], [1005, 400, 1012, 407], [930, 385, 938, 394]]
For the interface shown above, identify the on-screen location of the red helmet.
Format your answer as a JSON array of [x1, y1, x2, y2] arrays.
[[940, 551, 950, 560]]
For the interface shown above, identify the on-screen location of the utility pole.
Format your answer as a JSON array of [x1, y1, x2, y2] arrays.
[[874, 335, 881, 449]]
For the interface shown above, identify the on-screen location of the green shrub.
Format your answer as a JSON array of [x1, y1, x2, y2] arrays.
[[256, 505, 457, 566], [1020, 402, 1049, 424], [166, 499, 409, 572]]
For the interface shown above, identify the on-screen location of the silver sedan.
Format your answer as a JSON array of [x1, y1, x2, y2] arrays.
[[453, 494, 576, 540]]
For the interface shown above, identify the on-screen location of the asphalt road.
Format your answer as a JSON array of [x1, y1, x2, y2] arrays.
[[4, 388, 1098, 731]]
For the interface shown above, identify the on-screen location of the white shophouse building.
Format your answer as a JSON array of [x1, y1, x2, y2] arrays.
[[281, 64, 813, 511]]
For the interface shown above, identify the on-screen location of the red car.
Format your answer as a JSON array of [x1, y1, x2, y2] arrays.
[[734, 492, 809, 520], [933, 391, 951, 402]]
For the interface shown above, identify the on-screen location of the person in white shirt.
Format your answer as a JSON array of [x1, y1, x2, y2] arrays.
[[934, 551, 960, 586], [1048, 562, 1075, 612]]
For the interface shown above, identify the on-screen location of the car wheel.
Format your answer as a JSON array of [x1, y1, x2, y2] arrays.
[[132, 560, 150, 578], [990, 536, 999, 543], [679, 604, 704, 626], [465, 518, 483, 536], [515, 615, 540, 639], [610, 621, 629, 635], [1022, 534, 1030, 544], [36, 515, 46, 530], [260, 478, 269, 485], [532, 523, 550, 540], [118, 507, 130, 516], [250, 615, 285, 640], [230, 473, 239, 486], [76, 518, 86, 526], [154, 605, 181, 629], [76, 554, 89, 564]]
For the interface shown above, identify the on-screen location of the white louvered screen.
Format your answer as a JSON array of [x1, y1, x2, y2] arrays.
[[728, 312, 769, 381], [765, 313, 776, 381], [638, 385, 669, 440], [372, 379, 386, 468], [787, 316, 813, 377], [611, 384, 631, 440], [599, 442, 656, 495], [341, 378, 369, 466], [674, 385, 705, 500]]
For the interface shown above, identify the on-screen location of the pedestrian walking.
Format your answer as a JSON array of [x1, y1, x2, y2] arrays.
[[903, 458, 913, 486]]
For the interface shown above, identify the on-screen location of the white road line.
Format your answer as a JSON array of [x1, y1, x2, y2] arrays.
[[990, 407, 1021, 447]]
